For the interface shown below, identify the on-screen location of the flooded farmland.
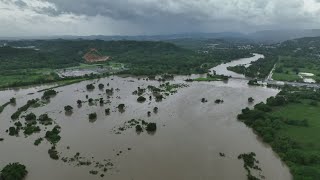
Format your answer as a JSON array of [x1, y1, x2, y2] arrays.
[[0, 55, 291, 180]]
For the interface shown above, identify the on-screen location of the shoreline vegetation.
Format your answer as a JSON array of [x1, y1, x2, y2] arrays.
[[237, 86, 320, 179]]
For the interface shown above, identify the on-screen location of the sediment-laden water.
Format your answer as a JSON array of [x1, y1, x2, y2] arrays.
[[0, 54, 291, 180]]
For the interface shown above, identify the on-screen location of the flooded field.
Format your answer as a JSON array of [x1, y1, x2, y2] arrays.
[[0, 55, 291, 180]]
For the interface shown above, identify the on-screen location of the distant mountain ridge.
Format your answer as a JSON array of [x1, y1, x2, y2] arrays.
[[1, 29, 320, 43], [248, 29, 320, 43]]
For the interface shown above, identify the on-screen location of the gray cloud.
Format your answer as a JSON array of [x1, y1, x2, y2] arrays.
[[1, 0, 320, 36]]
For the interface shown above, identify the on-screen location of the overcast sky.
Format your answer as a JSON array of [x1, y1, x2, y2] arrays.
[[1, 0, 320, 37]]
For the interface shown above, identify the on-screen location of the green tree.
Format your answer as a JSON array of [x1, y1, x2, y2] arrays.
[[1, 163, 28, 180]]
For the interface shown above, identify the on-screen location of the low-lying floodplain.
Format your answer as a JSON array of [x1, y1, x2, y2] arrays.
[[0, 55, 292, 180]]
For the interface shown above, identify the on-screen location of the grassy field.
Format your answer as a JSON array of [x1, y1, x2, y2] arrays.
[[271, 101, 320, 150], [272, 56, 320, 82], [272, 69, 301, 82], [0, 62, 124, 89], [0, 69, 58, 88], [270, 100, 320, 179]]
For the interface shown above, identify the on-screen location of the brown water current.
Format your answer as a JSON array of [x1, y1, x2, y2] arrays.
[[0, 54, 292, 180]]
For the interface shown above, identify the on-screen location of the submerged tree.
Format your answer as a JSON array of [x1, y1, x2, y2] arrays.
[[105, 108, 110, 115], [89, 113, 97, 120], [98, 83, 105, 90], [215, 99, 224, 104], [154, 93, 164, 102], [64, 105, 73, 112], [118, 104, 125, 111], [77, 100, 82, 105], [153, 107, 158, 113], [25, 113, 36, 121], [248, 97, 255, 103], [42, 89, 57, 100], [86, 84, 95, 90], [0, 163, 28, 180], [137, 96, 146, 103], [99, 98, 104, 105], [9, 97, 16, 104], [201, 98, 208, 103], [106, 88, 114, 95], [135, 125, 143, 132], [146, 123, 157, 132]]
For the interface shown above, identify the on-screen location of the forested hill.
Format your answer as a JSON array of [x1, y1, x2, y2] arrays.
[[278, 36, 320, 56], [0, 39, 251, 75]]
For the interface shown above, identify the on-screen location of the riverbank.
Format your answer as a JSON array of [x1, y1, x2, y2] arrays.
[[237, 86, 320, 179]]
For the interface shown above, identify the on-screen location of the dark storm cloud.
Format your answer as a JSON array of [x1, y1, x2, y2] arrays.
[[44, 0, 320, 29], [1, 0, 320, 36]]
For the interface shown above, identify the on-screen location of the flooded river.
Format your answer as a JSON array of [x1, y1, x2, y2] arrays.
[[212, 53, 264, 78], [0, 54, 291, 180]]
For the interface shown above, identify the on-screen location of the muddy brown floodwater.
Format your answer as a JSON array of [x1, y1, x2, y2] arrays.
[[0, 54, 291, 180]]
